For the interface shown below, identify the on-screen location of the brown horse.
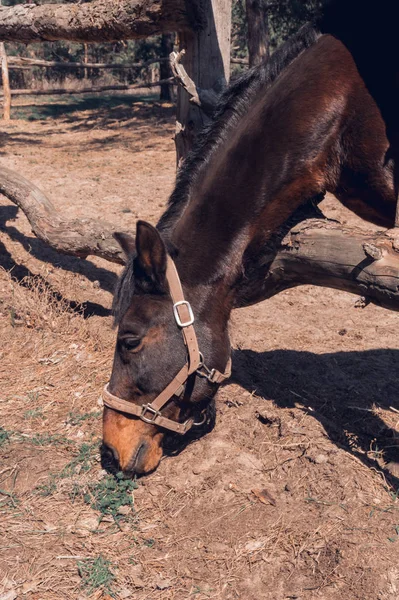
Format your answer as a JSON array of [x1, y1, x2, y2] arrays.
[[102, 25, 396, 476]]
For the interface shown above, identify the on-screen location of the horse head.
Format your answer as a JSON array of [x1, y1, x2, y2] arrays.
[[102, 220, 231, 476]]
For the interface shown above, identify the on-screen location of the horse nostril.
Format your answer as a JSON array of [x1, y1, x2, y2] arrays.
[[128, 441, 148, 475], [101, 443, 120, 472]]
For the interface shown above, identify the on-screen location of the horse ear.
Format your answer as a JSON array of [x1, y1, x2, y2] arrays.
[[113, 232, 136, 258], [134, 220, 167, 291]]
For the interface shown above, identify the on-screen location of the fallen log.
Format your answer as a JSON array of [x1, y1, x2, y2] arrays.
[[0, 0, 195, 43], [2, 165, 399, 311], [235, 217, 399, 312], [0, 166, 125, 264]]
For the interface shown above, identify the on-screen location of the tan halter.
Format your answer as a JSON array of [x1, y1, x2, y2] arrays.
[[102, 256, 231, 435]]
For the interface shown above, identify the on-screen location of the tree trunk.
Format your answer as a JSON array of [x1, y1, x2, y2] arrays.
[[246, 0, 269, 67], [160, 33, 175, 101], [0, 42, 11, 120], [175, 0, 232, 164], [83, 43, 89, 80], [0, 0, 195, 43]]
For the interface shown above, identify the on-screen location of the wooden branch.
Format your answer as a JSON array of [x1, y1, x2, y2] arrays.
[[248, 219, 399, 312], [0, 0, 192, 44], [231, 57, 249, 65], [0, 78, 175, 97], [7, 56, 170, 70], [170, 50, 221, 117], [0, 165, 125, 264]]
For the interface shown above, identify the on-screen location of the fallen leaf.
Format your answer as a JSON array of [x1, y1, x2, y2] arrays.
[[252, 488, 277, 506]]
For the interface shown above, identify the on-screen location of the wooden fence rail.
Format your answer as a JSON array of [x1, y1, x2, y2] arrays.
[[0, 77, 175, 97]]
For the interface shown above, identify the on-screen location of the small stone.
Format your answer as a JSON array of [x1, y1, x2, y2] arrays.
[[244, 540, 265, 552], [205, 542, 230, 554], [155, 577, 172, 590], [93, 280, 100, 289], [117, 505, 131, 516], [0, 591, 17, 600], [76, 515, 99, 531], [130, 565, 144, 589], [314, 454, 328, 464]]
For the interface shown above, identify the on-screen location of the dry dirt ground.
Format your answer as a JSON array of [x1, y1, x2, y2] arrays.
[[0, 94, 399, 600]]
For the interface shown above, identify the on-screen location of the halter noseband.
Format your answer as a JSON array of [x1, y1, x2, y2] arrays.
[[102, 256, 231, 435]]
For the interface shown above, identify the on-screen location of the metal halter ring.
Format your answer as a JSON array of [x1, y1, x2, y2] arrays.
[[196, 353, 217, 382]]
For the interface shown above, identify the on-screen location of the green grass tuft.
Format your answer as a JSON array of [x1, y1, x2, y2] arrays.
[[66, 411, 101, 426], [77, 555, 115, 595], [61, 441, 98, 477], [83, 472, 138, 518], [30, 433, 69, 446], [34, 477, 57, 497], [0, 427, 11, 446]]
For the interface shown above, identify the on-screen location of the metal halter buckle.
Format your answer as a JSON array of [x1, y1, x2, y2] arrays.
[[173, 300, 194, 328], [196, 353, 216, 382], [140, 404, 161, 424]]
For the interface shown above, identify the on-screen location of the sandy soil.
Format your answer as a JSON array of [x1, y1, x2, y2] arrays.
[[0, 94, 398, 600]]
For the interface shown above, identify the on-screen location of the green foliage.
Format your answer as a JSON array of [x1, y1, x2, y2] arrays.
[[35, 477, 57, 497], [0, 427, 11, 447], [77, 555, 115, 596], [66, 410, 101, 426], [23, 408, 44, 420], [30, 433, 69, 446], [61, 441, 98, 477], [83, 472, 138, 518], [232, 0, 325, 61], [388, 524, 399, 543]]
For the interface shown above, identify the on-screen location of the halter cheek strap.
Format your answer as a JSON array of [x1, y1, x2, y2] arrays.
[[102, 255, 231, 435]]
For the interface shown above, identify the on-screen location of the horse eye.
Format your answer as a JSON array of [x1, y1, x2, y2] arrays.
[[120, 337, 142, 352]]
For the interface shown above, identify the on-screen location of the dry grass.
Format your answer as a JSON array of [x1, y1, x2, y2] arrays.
[[0, 106, 398, 600]]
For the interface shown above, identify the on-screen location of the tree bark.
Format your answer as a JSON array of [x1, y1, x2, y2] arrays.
[[246, 0, 269, 67], [83, 43, 89, 80], [0, 166, 125, 264], [235, 218, 399, 312], [0, 42, 11, 120], [0, 0, 194, 43], [160, 33, 175, 101], [175, 0, 232, 164]]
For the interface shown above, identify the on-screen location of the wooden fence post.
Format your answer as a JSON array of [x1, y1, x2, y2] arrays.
[[175, 0, 232, 165], [0, 41, 11, 121]]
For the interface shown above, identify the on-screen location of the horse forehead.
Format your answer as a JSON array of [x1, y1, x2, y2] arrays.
[[122, 294, 170, 326]]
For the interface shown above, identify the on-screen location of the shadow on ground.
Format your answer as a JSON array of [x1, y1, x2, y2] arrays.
[[11, 93, 174, 129], [0, 204, 117, 295], [233, 347, 399, 490], [0, 206, 112, 318]]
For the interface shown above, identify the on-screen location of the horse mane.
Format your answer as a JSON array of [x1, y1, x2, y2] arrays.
[[157, 22, 321, 235], [113, 22, 321, 323]]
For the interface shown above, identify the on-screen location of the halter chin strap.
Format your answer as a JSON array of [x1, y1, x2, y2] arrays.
[[102, 255, 231, 435]]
